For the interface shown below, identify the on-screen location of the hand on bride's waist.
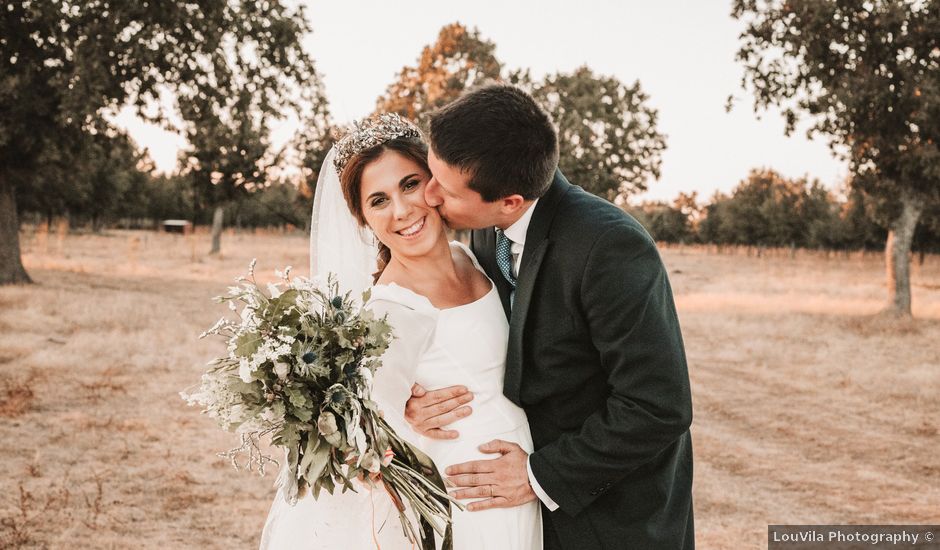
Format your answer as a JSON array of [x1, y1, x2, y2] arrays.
[[404, 383, 475, 439], [404, 383, 527, 440]]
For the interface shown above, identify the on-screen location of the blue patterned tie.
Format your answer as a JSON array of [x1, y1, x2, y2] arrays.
[[495, 228, 516, 299]]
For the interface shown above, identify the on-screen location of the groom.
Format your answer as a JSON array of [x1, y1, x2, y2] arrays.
[[406, 83, 694, 549]]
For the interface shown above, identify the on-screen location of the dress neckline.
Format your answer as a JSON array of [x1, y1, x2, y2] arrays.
[[379, 280, 495, 312], [372, 241, 495, 312]]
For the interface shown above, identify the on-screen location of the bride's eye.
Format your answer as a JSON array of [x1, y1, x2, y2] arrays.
[[370, 196, 387, 208], [403, 178, 420, 191]]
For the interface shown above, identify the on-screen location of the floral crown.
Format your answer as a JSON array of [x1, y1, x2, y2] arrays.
[[332, 113, 422, 175]]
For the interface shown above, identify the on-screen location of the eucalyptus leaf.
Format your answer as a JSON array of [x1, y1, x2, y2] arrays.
[[235, 332, 263, 358]]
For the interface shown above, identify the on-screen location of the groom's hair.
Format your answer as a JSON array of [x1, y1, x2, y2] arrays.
[[428, 83, 558, 202]]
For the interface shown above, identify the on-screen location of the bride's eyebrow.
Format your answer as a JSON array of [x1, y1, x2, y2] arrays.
[[366, 173, 420, 201], [398, 173, 419, 187]]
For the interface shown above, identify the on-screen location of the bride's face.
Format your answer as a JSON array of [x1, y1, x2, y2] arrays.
[[359, 150, 444, 259]]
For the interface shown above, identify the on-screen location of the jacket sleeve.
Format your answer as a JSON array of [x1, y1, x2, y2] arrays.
[[528, 225, 692, 517]]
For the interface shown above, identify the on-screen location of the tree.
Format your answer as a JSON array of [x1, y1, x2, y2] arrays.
[[176, 23, 328, 254], [146, 174, 196, 223], [179, 88, 277, 254], [839, 187, 888, 250], [0, 1, 319, 284], [294, 83, 335, 201], [697, 169, 836, 248], [235, 180, 311, 229], [71, 130, 149, 231], [376, 22, 502, 127], [639, 201, 695, 243], [530, 66, 667, 201], [732, 0, 940, 316]]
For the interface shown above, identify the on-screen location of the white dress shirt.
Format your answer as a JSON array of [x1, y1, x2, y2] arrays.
[[498, 199, 560, 512]]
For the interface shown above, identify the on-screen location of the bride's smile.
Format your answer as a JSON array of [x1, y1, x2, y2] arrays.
[[396, 215, 426, 238]]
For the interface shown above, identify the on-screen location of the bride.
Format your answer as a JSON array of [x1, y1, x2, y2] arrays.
[[259, 114, 542, 549]]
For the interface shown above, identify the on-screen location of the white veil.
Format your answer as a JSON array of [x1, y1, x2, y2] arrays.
[[309, 147, 378, 297]]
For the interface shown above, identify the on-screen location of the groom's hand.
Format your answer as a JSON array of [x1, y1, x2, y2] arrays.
[[445, 440, 536, 511], [404, 384, 474, 439]]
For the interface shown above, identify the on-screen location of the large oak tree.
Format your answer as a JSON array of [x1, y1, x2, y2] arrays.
[[732, 0, 940, 316], [0, 0, 321, 283]]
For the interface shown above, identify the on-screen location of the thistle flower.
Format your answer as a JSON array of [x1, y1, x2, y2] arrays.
[[324, 384, 351, 411]]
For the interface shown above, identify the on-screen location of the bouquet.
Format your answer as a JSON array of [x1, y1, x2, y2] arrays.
[[182, 261, 459, 549]]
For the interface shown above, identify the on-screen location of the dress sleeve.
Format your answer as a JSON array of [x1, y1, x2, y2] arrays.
[[366, 298, 437, 437]]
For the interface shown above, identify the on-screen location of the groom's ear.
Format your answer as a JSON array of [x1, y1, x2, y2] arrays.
[[498, 194, 527, 215]]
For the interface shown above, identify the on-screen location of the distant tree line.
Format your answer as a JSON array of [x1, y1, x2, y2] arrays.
[[12, 117, 315, 233], [628, 168, 940, 256], [9, 18, 937, 260]]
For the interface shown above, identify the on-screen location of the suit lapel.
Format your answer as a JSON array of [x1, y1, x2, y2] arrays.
[[503, 169, 572, 404]]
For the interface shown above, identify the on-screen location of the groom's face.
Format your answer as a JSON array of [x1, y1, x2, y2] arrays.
[[425, 148, 503, 230]]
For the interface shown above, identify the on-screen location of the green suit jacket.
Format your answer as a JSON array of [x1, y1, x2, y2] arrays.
[[471, 170, 695, 549]]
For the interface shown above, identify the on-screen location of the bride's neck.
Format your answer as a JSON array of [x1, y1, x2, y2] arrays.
[[383, 238, 458, 287]]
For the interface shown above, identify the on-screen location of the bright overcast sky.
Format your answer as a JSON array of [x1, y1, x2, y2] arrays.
[[117, 0, 849, 203]]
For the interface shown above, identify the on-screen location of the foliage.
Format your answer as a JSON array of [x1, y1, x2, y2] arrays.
[[530, 66, 667, 201], [694, 169, 835, 247], [634, 202, 696, 244], [294, 89, 335, 197], [232, 181, 312, 230], [375, 22, 502, 128], [0, 0, 322, 282], [731, 0, 939, 199], [634, 169, 938, 253]]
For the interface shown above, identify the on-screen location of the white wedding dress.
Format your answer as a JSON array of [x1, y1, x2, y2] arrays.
[[260, 242, 542, 550]]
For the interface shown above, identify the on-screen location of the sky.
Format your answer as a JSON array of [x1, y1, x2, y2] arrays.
[[116, 0, 850, 203]]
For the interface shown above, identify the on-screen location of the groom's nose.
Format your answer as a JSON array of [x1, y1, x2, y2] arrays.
[[425, 177, 443, 207]]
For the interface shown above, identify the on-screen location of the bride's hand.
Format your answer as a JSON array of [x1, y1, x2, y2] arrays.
[[404, 384, 475, 439]]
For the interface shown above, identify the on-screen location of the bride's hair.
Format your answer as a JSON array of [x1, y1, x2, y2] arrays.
[[339, 136, 430, 283]]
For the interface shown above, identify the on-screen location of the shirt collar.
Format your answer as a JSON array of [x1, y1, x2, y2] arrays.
[[502, 198, 539, 246]]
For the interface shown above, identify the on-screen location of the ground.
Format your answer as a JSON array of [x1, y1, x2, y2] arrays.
[[1, 229, 938, 549]]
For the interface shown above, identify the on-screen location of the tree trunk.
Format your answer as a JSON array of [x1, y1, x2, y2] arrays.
[[209, 204, 224, 255], [0, 176, 33, 284], [884, 193, 923, 317]]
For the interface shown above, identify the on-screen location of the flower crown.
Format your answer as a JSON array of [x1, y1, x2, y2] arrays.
[[332, 113, 422, 175]]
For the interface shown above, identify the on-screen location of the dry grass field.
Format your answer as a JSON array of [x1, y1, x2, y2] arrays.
[[1, 228, 938, 549]]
